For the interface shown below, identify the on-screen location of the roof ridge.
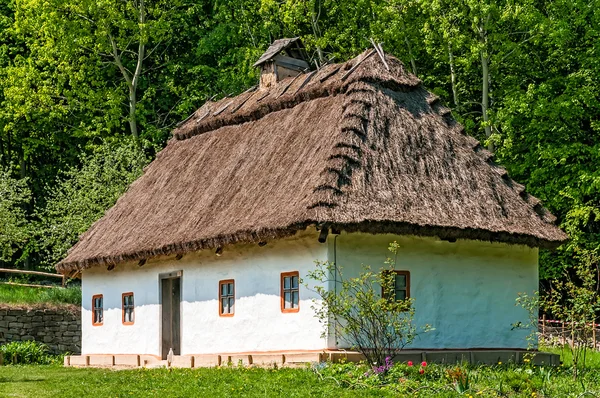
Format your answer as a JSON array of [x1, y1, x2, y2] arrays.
[[172, 52, 421, 141]]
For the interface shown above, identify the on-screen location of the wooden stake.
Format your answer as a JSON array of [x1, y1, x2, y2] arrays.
[[341, 49, 377, 81], [593, 323, 597, 350], [562, 321, 566, 347]]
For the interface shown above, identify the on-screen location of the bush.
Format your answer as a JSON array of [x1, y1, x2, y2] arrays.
[[0, 341, 57, 365]]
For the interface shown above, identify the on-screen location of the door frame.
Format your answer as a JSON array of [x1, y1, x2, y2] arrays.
[[159, 270, 183, 359]]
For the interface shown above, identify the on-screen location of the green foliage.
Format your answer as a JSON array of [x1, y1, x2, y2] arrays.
[[2, 358, 600, 397], [307, 242, 432, 366], [0, 284, 81, 305], [0, 0, 595, 305], [0, 341, 56, 365], [517, 252, 600, 379], [33, 139, 149, 269], [0, 165, 31, 262]]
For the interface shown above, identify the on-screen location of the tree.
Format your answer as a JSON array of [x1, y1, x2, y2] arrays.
[[0, 164, 31, 263], [34, 139, 148, 269]]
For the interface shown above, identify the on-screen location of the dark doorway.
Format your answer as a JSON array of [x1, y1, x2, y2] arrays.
[[160, 272, 181, 359]]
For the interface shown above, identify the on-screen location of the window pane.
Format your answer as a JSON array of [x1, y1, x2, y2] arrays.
[[395, 275, 406, 289], [228, 283, 234, 296], [284, 292, 291, 308], [221, 298, 229, 313], [292, 276, 298, 289], [229, 297, 234, 313], [221, 284, 228, 296], [284, 277, 290, 289], [292, 291, 299, 308], [395, 289, 406, 301]]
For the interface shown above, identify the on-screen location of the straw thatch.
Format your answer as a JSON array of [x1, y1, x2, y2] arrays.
[[56, 50, 567, 273]]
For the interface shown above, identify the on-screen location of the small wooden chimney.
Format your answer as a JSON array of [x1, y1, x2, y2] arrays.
[[253, 38, 310, 89]]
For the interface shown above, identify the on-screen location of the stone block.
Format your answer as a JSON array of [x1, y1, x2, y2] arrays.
[[472, 351, 518, 365], [248, 354, 284, 367], [171, 356, 193, 368], [329, 352, 366, 364], [0, 310, 7, 316], [114, 355, 140, 367], [425, 351, 471, 365], [89, 355, 114, 366], [21, 336, 34, 341], [69, 355, 89, 366], [224, 355, 251, 367], [43, 336, 53, 343], [192, 355, 221, 368], [0, 321, 7, 328], [140, 355, 161, 367], [68, 325, 79, 331], [63, 331, 75, 337], [392, 352, 425, 365], [8, 310, 22, 316], [283, 352, 322, 365], [4, 316, 17, 322]]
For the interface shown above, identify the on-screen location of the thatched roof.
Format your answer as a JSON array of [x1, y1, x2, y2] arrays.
[[56, 49, 567, 273]]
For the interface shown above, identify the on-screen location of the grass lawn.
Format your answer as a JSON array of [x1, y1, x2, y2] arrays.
[[0, 284, 80, 306], [0, 365, 387, 398], [1, 350, 600, 398]]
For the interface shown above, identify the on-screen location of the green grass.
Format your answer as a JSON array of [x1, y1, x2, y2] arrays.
[[0, 365, 389, 398], [1, 352, 600, 398], [0, 284, 81, 305]]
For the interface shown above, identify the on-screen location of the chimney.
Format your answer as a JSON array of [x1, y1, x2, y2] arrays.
[[253, 38, 310, 89]]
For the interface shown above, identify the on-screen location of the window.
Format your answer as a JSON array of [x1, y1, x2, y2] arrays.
[[219, 280, 235, 317], [382, 271, 410, 301], [281, 271, 300, 313], [122, 292, 134, 325], [92, 294, 103, 326]]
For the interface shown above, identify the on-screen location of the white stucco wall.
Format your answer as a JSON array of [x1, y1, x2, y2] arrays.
[[81, 231, 329, 356], [81, 230, 538, 355], [329, 233, 538, 349]]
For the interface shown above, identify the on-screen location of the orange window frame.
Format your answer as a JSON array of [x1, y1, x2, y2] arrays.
[[92, 294, 103, 326], [122, 292, 134, 325], [382, 270, 410, 301], [280, 271, 300, 313], [219, 279, 235, 317]]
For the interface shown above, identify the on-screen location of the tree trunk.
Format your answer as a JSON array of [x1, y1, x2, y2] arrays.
[[448, 43, 459, 108], [479, 21, 493, 152], [128, 87, 138, 139], [399, 18, 417, 75]]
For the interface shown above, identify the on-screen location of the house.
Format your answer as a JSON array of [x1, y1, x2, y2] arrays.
[[58, 38, 566, 367]]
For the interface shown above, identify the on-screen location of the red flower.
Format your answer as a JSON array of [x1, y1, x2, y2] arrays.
[[419, 368, 424, 374], [421, 361, 427, 367], [407, 361, 413, 367]]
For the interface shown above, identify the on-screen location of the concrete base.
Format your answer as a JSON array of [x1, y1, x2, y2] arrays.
[[64, 350, 560, 369]]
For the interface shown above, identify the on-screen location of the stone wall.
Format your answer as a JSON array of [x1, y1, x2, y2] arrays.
[[0, 304, 81, 354]]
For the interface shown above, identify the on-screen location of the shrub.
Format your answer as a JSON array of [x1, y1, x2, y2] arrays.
[[0, 341, 57, 365], [307, 241, 432, 367]]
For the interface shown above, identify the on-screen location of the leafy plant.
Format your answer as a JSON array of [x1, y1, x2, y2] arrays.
[[0, 164, 31, 263], [0, 341, 56, 365], [307, 242, 432, 367]]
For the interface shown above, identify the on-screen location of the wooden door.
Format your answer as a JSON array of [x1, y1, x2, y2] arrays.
[[161, 275, 181, 359]]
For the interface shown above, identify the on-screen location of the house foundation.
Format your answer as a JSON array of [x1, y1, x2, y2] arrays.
[[64, 349, 560, 368]]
